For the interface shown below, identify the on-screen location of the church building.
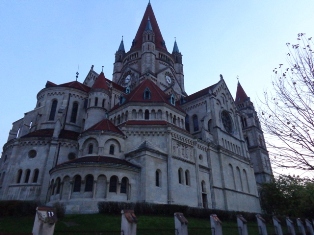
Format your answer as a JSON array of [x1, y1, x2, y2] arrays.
[[0, 3, 272, 213]]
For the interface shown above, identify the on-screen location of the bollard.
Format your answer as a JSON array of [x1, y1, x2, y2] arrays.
[[286, 217, 296, 235], [297, 218, 306, 235], [256, 214, 268, 235], [174, 212, 188, 235], [272, 216, 283, 235], [306, 219, 314, 235], [32, 206, 57, 235], [210, 214, 223, 235], [121, 210, 137, 235], [237, 214, 248, 235]]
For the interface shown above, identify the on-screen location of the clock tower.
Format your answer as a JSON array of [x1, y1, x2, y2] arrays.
[[112, 2, 186, 98]]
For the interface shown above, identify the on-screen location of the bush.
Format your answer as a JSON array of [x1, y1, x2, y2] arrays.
[[0, 200, 40, 217], [52, 202, 66, 219]]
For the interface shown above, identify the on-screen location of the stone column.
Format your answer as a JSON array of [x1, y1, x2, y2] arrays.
[[68, 181, 73, 200], [210, 214, 222, 235], [296, 218, 306, 235], [121, 210, 137, 235], [174, 212, 188, 235], [32, 206, 57, 235], [93, 180, 97, 199], [272, 216, 283, 235], [286, 217, 296, 235], [256, 214, 268, 235], [305, 219, 314, 235], [167, 127, 173, 204], [59, 182, 64, 200], [237, 214, 248, 235]]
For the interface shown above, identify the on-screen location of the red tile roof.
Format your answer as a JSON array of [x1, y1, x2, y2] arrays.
[[45, 80, 90, 93], [105, 78, 125, 92], [235, 82, 249, 104], [92, 72, 109, 90], [53, 156, 140, 169], [184, 82, 218, 103], [20, 129, 80, 140], [131, 3, 167, 52], [84, 119, 125, 136]]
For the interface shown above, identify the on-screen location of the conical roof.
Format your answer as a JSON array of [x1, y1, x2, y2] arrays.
[[118, 39, 125, 52], [173, 40, 180, 53], [131, 3, 167, 51], [85, 119, 124, 136], [235, 82, 249, 103], [92, 72, 108, 90]]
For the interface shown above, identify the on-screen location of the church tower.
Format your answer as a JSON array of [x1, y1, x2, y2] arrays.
[[235, 82, 273, 187]]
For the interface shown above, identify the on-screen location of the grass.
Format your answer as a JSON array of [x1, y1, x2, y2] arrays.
[[0, 213, 275, 235]]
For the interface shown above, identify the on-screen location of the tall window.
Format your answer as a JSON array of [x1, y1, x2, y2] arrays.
[[102, 99, 105, 108], [201, 181, 206, 192], [120, 177, 128, 193], [109, 176, 118, 192], [208, 120, 212, 132], [185, 170, 190, 186], [56, 178, 61, 194], [193, 115, 199, 132], [178, 168, 183, 184], [88, 144, 93, 154], [109, 145, 115, 155], [70, 102, 79, 123], [156, 170, 161, 187], [24, 169, 30, 183], [49, 100, 58, 121], [17, 169, 22, 183], [85, 175, 94, 192], [73, 175, 81, 192], [185, 115, 190, 131], [32, 169, 39, 183], [94, 97, 98, 106]]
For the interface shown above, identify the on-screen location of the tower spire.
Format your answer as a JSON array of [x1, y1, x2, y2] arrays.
[[235, 81, 249, 103], [118, 36, 125, 52], [172, 39, 180, 53]]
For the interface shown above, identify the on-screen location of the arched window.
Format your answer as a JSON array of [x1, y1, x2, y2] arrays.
[[193, 115, 199, 132], [56, 178, 61, 194], [201, 181, 206, 192], [32, 169, 39, 183], [144, 88, 151, 100], [51, 180, 55, 195], [178, 168, 183, 184], [94, 97, 98, 106], [17, 169, 22, 183], [228, 164, 236, 189], [236, 167, 243, 191], [120, 177, 128, 193], [109, 176, 118, 192], [88, 144, 93, 154], [49, 100, 58, 121], [156, 170, 161, 187], [109, 145, 115, 155], [73, 175, 81, 192], [70, 102, 79, 123], [185, 115, 190, 131], [170, 95, 175, 105], [145, 110, 149, 120], [24, 169, 30, 183], [85, 175, 94, 192], [208, 120, 212, 132], [185, 170, 190, 186]]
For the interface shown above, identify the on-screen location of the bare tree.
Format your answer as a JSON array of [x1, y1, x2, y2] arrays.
[[260, 33, 314, 173]]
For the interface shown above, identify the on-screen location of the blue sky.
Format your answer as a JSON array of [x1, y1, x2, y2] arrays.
[[1, 0, 314, 162]]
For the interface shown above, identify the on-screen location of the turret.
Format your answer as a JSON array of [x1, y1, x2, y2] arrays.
[[141, 17, 156, 74], [84, 72, 110, 130], [113, 39, 125, 83], [172, 40, 184, 92]]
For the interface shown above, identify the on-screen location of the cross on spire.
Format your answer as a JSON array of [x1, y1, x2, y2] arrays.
[[76, 72, 79, 81]]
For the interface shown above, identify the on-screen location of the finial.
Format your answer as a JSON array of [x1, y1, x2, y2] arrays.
[[220, 74, 223, 80], [237, 75, 239, 82], [102, 66, 104, 72], [76, 72, 79, 81]]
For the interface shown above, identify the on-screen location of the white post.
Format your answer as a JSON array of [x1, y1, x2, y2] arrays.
[[121, 210, 137, 235], [32, 206, 57, 235], [272, 216, 283, 235], [297, 218, 306, 235], [256, 214, 268, 235], [237, 215, 248, 235], [286, 217, 296, 235], [306, 219, 314, 235], [210, 214, 223, 235], [174, 212, 188, 235]]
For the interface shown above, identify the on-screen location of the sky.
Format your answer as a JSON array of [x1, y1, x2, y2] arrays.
[[1, 0, 314, 174]]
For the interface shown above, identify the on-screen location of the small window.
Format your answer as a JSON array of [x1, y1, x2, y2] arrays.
[[126, 87, 130, 94], [32, 169, 39, 183], [185, 170, 190, 186], [56, 178, 61, 194], [208, 120, 212, 132], [156, 170, 161, 187], [119, 96, 125, 105], [145, 110, 149, 120], [120, 177, 128, 193], [88, 144, 93, 154], [178, 168, 183, 184], [102, 99, 105, 108], [17, 169, 23, 183], [185, 115, 190, 131], [24, 169, 30, 183], [109, 176, 118, 192], [73, 175, 81, 192], [85, 175, 94, 192], [193, 115, 199, 132], [49, 100, 58, 121], [28, 150, 37, 158], [170, 95, 175, 105], [201, 181, 206, 192], [144, 88, 151, 100], [109, 145, 115, 155], [94, 97, 98, 106]]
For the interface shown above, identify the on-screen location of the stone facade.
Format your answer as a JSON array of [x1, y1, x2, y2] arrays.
[[0, 3, 272, 213]]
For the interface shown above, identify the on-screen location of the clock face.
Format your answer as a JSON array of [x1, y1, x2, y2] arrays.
[[165, 75, 172, 84], [125, 75, 131, 84]]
